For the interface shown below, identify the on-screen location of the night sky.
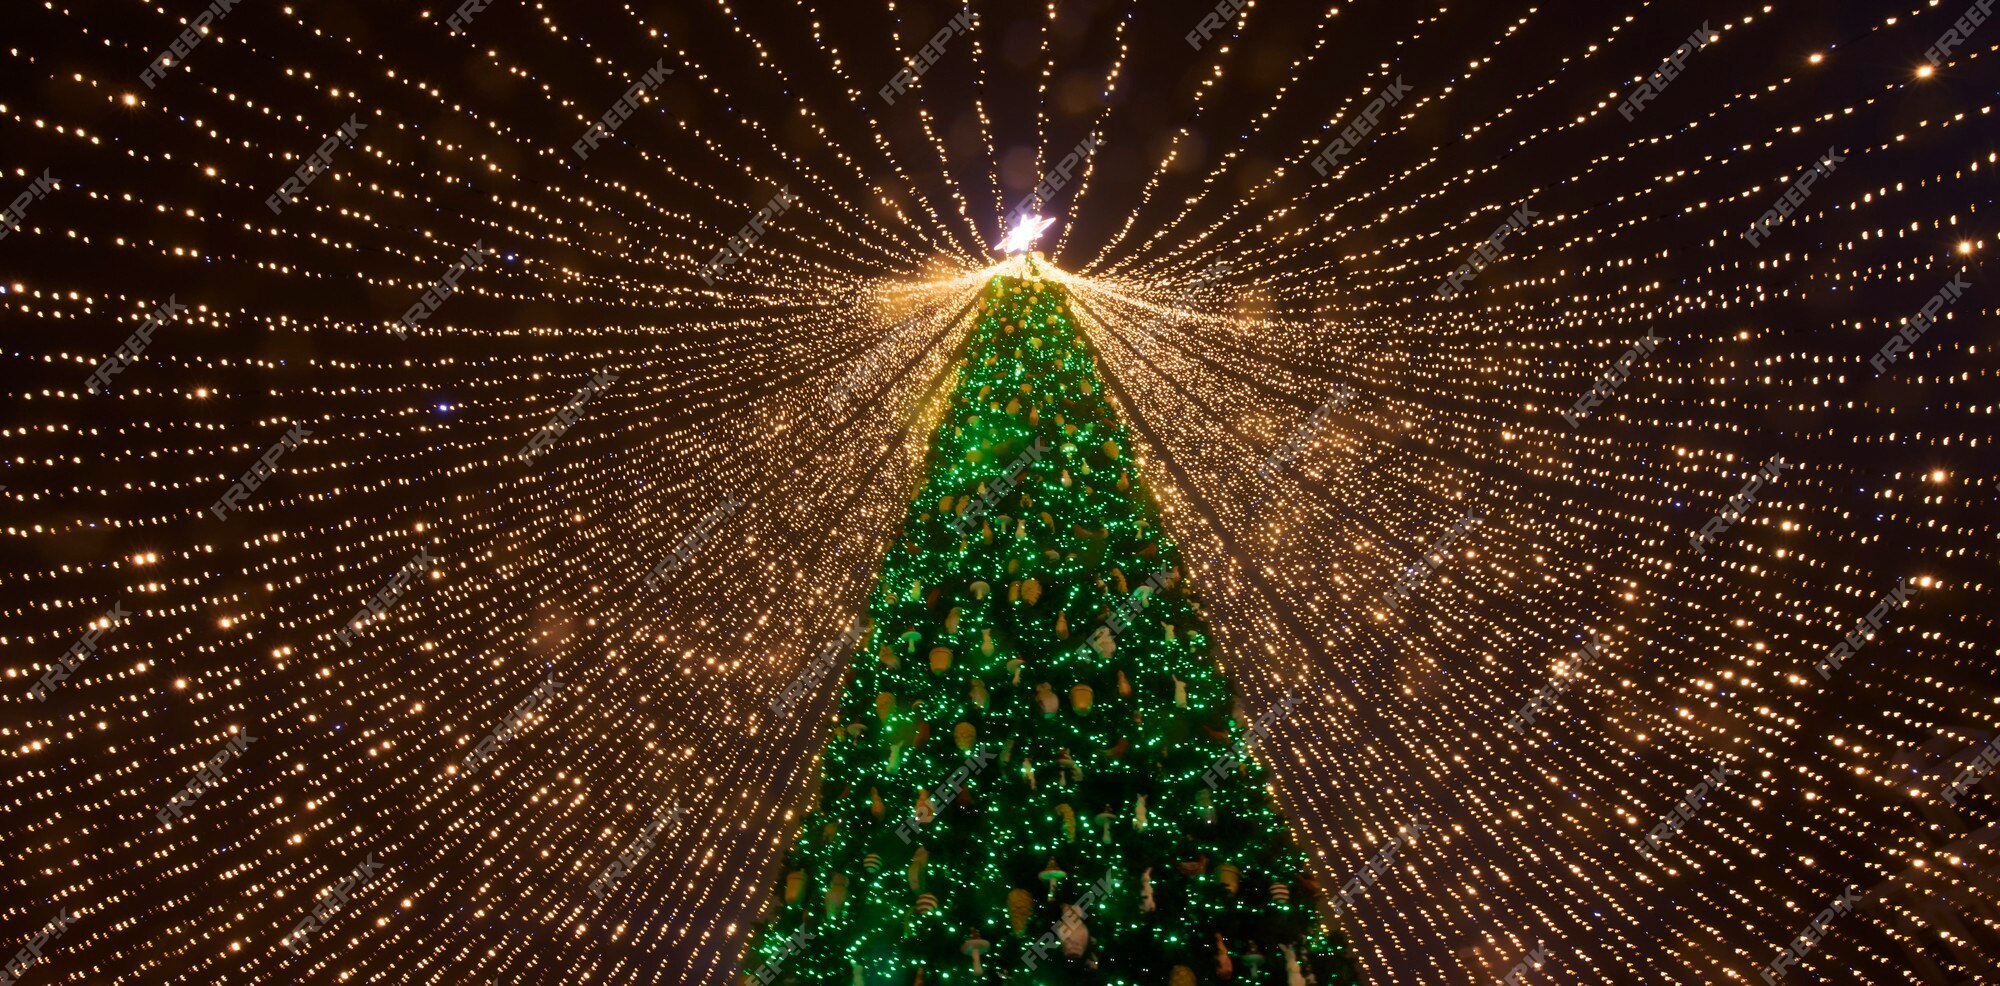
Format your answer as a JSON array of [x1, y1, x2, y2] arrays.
[[1, 0, 1996, 984]]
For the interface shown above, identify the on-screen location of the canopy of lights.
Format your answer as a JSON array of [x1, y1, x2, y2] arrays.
[[1, 1, 1994, 984]]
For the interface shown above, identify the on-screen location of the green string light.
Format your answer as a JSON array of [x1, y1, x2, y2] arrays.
[[743, 274, 1361, 986]]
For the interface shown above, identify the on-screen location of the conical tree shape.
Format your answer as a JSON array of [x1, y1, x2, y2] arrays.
[[743, 273, 1361, 985]]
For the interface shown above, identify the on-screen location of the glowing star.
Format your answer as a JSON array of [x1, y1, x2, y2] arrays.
[[997, 214, 1056, 255]]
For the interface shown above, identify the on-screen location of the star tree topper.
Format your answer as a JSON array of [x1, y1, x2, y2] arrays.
[[997, 214, 1056, 255]]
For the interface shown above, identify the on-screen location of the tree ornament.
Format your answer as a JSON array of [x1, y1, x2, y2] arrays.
[[1035, 682, 1059, 716], [914, 892, 938, 914], [954, 722, 976, 751], [862, 853, 881, 874], [1056, 803, 1077, 842], [1020, 578, 1043, 605], [1281, 944, 1307, 986], [783, 869, 804, 904], [1095, 808, 1116, 843], [1070, 684, 1094, 714], [1214, 934, 1234, 978], [1008, 889, 1034, 935], [909, 846, 929, 890], [1038, 858, 1067, 895], [1219, 864, 1241, 895], [979, 629, 996, 656], [929, 646, 953, 673], [1058, 905, 1089, 957], [963, 932, 991, 974], [879, 644, 899, 669], [969, 680, 989, 709], [877, 692, 896, 721], [1139, 867, 1157, 912], [1054, 612, 1070, 639], [1269, 881, 1291, 903], [1054, 749, 1079, 787], [1170, 965, 1196, 986], [914, 790, 936, 825], [944, 607, 961, 633], [869, 787, 885, 820], [1117, 669, 1133, 697], [825, 872, 848, 916], [1134, 795, 1149, 829]]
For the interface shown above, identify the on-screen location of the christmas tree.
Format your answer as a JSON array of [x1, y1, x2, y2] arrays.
[[743, 269, 1361, 985]]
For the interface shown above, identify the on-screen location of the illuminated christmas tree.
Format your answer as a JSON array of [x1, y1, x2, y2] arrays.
[[743, 268, 1360, 985]]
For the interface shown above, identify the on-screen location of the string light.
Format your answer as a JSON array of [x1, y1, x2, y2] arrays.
[[0, 1, 1993, 984]]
